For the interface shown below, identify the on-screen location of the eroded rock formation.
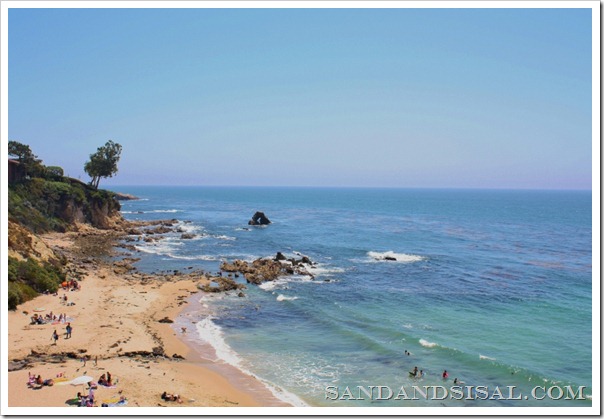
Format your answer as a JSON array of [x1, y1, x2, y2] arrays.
[[220, 253, 315, 285], [248, 211, 271, 225]]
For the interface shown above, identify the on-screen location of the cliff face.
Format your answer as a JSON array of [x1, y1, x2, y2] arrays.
[[8, 177, 124, 234], [8, 220, 61, 263], [57, 193, 123, 229]]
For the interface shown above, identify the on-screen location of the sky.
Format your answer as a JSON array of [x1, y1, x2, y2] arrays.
[[6, 4, 595, 189]]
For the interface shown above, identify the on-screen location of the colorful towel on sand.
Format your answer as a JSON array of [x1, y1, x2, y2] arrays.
[[102, 397, 128, 407]]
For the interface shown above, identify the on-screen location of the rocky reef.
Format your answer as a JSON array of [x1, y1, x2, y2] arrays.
[[220, 252, 315, 285]]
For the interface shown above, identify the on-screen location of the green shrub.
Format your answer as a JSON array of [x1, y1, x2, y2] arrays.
[[8, 282, 39, 310], [8, 257, 64, 308], [45, 166, 64, 179], [8, 282, 22, 310]]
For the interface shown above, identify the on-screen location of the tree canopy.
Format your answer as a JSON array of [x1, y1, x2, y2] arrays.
[[84, 140, 122, 189]]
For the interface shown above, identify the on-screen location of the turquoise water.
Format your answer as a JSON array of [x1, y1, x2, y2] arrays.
[[113, 186, 592, 407]]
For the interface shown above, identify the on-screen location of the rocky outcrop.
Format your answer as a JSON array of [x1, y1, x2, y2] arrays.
[[199, 276, 246, 293], [220, 253, 315, 285], [248, 211, 271, 225], [114, 192, 139, 201]]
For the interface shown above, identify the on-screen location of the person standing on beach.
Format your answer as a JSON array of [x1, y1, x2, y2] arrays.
[[65, 323, 72, 339], [51, 330, 59, 345]]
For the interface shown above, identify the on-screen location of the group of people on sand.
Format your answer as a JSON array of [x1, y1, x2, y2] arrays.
[[50, 323, 72, 344], [61, 279, 81, 292], [30, 311, 69, 325], [161, 391, 183, 403], [76, 390, 95, 407], [60, 293, 76, 306], [27, 373, 54, 389], [98, 372, 114, 387]]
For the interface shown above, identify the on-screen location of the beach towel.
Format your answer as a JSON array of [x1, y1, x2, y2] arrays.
[[102, 396, 128, 407], [53, 377, 71, 386]]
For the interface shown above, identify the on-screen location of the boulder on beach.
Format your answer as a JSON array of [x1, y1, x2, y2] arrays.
[[248, 211, 271, 226]]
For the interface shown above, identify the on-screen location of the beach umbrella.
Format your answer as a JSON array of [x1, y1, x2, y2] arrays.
[[70, 375, 93, 386]]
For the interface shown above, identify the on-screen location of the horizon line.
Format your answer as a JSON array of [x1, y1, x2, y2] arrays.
[[105, 184, 592, 192]]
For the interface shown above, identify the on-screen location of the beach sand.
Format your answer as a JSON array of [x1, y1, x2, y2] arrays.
[[7, 226, 291, 409]]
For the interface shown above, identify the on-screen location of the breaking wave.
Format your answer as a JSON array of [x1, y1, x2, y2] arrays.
[[419, 338, 439, 348], [367, 251, 425, 263]]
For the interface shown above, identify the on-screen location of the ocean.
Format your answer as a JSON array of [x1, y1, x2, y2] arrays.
[[112, 186, 592, 407]]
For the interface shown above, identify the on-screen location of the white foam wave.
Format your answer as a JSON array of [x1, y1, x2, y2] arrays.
[[479, 354, 496, 361], [367, 251, 425, 263], [257, 275, 316, 292], [177, 222, 204, 234], [195, 316, 244, 366], [194, 317, 307, 407], [276, 294, 298, 302], [419, 338, 438, 348], [150, 209, 181, 213], [134, 241, 181, 256], [258, 281, 281, 291], [168, 254, 217, 261], [306, 264, 345, 277], [213, 234, 236, 241], [402, 323, 413, 329]]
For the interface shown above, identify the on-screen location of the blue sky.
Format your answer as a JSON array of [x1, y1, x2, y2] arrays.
[[7, 6, 594, 189]]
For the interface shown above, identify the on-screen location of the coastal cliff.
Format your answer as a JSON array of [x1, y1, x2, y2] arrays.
[[9, 177, 124, 233], [8, 176, 125, 309]]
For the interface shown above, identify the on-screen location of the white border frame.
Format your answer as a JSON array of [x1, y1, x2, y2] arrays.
[[1, 1, 600, 416]]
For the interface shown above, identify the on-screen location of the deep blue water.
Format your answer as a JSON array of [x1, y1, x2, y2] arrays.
[[113, 186, 592, 407]]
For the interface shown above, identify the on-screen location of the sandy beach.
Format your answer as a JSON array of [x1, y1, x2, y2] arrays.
[[7, 224, 291, 409]]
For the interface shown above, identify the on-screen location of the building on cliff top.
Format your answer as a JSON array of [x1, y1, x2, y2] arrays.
[[8, 159, 25, 183]]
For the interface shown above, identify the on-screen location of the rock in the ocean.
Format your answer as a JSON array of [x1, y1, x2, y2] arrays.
[[248, 211, 271, 225], [114, 192, 140, 201]]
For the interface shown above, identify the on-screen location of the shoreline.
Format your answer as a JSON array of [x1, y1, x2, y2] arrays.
[[171, 291, 308, 407], [7, 222, 292, 408]]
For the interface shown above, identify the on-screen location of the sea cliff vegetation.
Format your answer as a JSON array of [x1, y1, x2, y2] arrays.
[[8, 141, 123, 309]]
